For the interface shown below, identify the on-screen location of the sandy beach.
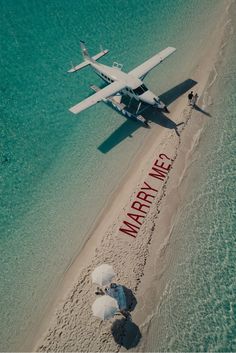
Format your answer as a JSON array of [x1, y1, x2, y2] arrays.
[[31, 2, 233, 351]]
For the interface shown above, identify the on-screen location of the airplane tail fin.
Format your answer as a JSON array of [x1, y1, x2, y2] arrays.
[[68, 41, 109, 73], [80, 40, 92, 61]]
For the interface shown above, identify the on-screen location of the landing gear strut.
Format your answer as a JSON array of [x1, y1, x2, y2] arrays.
[[164, 106, 170, 113]]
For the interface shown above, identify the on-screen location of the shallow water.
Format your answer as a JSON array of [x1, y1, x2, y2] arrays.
[[0, 0, 225, 350], [143, 3, 236, 352]]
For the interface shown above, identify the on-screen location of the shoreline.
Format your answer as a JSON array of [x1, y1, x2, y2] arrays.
[[125, 1, 235, 350], [31, 2, 232, 351]]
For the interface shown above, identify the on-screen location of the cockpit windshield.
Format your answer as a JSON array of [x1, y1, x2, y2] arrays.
[[133, 84, 148, 96]]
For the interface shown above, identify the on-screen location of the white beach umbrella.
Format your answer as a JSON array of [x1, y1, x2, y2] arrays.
[[91, 264, 115, 286], [92, 295, 119, 320]]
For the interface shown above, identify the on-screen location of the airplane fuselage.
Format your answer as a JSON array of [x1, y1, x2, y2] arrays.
[[90, 61, 165, 109], [68, 42, 176, 115]]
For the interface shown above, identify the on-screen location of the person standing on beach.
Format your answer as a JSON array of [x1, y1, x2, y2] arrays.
[[188, 91, 193, 105], [192, 93, 199, 107]]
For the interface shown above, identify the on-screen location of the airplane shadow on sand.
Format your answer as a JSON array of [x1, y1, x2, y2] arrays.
[[98, 78, 197, 153]]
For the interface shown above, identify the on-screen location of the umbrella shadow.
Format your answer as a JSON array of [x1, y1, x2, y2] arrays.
[[111, 318, 142, 349], [122, 286, 137, 312], [193, 104, 211, 116]]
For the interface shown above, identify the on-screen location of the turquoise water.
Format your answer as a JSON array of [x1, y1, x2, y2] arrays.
[[0, 0, 228, 350], [143, 3, 236, 352]]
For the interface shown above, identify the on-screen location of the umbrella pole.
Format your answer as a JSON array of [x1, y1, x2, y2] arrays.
[[95, 287, 105, 295]]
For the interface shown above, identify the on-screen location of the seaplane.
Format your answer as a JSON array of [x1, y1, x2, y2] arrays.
[[68, 41, 176, 126]]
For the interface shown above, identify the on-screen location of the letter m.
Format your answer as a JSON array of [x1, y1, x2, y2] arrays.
[[149, 167, 167, 181], [119, 221, 139, 238]]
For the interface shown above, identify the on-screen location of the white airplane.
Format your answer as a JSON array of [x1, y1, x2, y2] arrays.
[[68, 41, 176, 117]]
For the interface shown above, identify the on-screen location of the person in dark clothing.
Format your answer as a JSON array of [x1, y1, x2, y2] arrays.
[[188, 91, 194, 105]]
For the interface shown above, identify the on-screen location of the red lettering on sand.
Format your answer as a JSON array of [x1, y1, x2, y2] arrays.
[[131, 201, 150, 214], [159, 153, 172, 161], [119, 221, 140, 237], [154, 158, 171, 171], [141, 181, 158, 193], [137, 191, 155, 204], [127, 212, 145, 225], [149, 166, 167, 181], [119, 152, 174, 238]]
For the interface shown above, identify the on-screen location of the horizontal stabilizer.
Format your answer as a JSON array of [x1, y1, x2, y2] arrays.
[[68, 49, 109, 73], [92, 49, 109, 61], [68, 60, 90, 73]]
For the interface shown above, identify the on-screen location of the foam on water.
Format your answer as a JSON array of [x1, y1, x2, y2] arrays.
[[143, 3, 236, 352], [0, 0, 227, 350]]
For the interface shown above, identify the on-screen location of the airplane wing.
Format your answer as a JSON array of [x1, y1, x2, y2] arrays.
[[129, 47, 176, 79], [69, 81, 126, 114]]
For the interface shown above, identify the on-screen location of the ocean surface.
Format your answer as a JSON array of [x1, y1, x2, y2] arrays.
[[0, 0, 232, 351], [142, 2, 236, 352]]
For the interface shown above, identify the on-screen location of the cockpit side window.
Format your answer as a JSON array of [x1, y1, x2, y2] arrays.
[[141, 84, 148, 92], [133, 84, 148, 95]]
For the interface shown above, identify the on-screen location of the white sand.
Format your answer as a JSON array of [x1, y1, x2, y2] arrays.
[[32, 3, 233, 351]]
